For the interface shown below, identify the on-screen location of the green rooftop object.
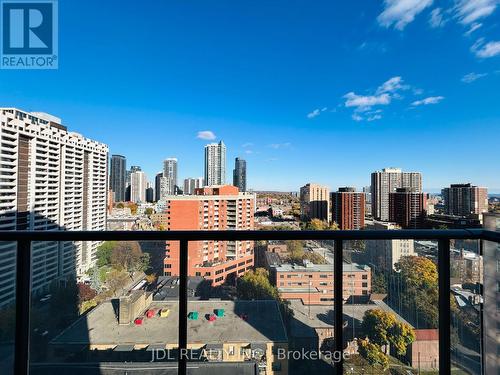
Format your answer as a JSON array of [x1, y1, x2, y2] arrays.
[[214, 309, 224, 317], [188, 311, 198, 320]]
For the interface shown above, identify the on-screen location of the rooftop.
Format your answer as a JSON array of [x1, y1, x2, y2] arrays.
[[51, 300, 287, 347], [288, 299, 411, 338], [275, 262, 370, 273]]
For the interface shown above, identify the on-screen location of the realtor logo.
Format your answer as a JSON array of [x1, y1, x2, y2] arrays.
[[1, 0, 58, 69]]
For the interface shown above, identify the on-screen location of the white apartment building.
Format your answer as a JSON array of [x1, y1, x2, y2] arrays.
[[204, 141, 226, 186], [130, 171, 147, 203], [365, 221, 416, 271], [163, 158, 178, 195], [183, 177, 204, 195], [0, 108, 108, 306]]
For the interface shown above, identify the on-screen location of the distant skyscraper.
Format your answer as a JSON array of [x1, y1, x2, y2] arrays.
[[300, 183, 329, 222], [371, 168, 422, 221], [110, 155, 126, 202], [130, 171, 147, 203], [389, 188, 427, 229], [233, 157, 247, 192], [155, 172, 163, 201], [126, 166, 141, 201], [163, 158, 178, 195], [363, 186, 372, 216], [204, 141, 226, 186], [183, 177, 204, 195], [331, 187, 365, 230], [442, 183, 488, 218], [146, 187, 154, 203]]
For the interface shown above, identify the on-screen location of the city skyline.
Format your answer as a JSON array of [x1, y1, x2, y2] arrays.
[[0, 1, 499, 192]]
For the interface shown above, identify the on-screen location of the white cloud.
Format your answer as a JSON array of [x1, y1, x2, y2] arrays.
[[429, 8, 446, 27], [367, 114, 383, 121], [352, 114, 364, 122], [244, 150, 253, 155], [411, 96, 445, 106], [351, 109, 383, 122], [472, 39, 500, 58], [376, 76, 409, 95], [196, 130, 216, 140], [344, 92, 391, 111], [461, 72, 488, 83], [269, 142, 291, 149], [307, 107, 329, 119], [242, 142, 253, 148], [344, 76, 409, 116], [307, 109, 321, 119], [464, 22, 482, 35], [378, 0, 434, 30], [454, 0, 499, 25]]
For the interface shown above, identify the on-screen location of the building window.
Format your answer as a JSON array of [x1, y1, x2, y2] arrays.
[[272, 362, 282, 371]]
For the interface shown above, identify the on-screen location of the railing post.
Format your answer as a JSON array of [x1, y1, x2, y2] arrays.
[[438, 239, 451, 375], [14, 240, 32, 375], [178, 240, 188, 375], [334, 239, 344, 375]]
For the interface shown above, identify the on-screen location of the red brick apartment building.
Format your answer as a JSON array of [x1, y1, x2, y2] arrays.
[[389, 187, 427, 229], [330, 187, 365, 229], [163, 185, 255, 285], [274, 261, 371, 305]]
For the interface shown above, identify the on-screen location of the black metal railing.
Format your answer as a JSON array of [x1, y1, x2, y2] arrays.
[[1, 228, 499, 375]]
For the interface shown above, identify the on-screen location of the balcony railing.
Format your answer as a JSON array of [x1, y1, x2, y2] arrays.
[[1, 228, 499, 375]]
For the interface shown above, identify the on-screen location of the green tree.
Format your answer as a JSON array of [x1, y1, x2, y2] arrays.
[[237, 268, 279, 300], [96, 241, 116, 267], [371, 271, 388, 294], [358, 339, 389, 369], [144, 207, 154, 216]]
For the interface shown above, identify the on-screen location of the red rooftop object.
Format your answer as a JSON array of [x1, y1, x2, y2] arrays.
[[208, 314, 217, 322], [146, 309, 157, 318], [134, 318, 143, 325]]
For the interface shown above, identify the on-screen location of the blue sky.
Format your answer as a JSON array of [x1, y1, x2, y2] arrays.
[[1, 0, 499, 192]]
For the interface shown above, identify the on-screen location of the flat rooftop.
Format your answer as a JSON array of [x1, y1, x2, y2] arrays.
[[288, 299, 411, 338], [51, 300, 287, 347], [275, 262, 370, 273]]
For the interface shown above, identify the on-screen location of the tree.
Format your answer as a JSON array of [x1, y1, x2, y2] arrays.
[[306, 218, 328, 230], [389, 321, 416, 355], [371, 271, 388, 294], [361, 309, 415, 356], [237, 268, 280, 300], [111, 241, 143, 272], [394, 256, 438, 328], [128, 202, 138, 215], [116, 202, 124, 208], [107, 269, 130, 296], [77, 283, 97, 304], [361, 309, 396, 350], [96, 241, 116, 267], [144, 207, 154, 216], [358, 339, 389, 369], [145, 273, 157, 285]]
